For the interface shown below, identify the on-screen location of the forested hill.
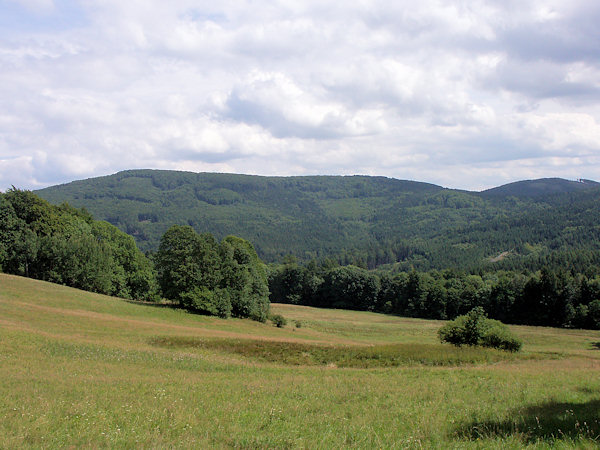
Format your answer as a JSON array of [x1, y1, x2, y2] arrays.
[[36, 170, 600, 271], [481, 177, 600, 198]]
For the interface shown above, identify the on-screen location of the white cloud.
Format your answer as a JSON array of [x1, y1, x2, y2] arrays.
[[0, 0, 599, 191], [522, 112, 600, 151], [224, 70, 388, 139]]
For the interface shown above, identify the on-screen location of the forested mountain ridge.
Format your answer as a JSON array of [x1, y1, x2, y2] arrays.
[[481, 177, 600, 198], [36, 169, 600, 271]]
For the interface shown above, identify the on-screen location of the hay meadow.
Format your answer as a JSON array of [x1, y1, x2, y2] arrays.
[[1, 273, 599, 448]]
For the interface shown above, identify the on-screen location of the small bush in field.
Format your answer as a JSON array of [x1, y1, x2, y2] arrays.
[[438, 307, 522, 352], [270, 314, 287, 328], [480, 325, 522, 352], [294, 320, 302, 328]]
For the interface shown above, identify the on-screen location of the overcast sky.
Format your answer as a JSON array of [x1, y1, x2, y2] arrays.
[[1, 0, 599, 191]]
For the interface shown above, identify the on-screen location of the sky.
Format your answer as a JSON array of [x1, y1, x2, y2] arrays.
[[1, 0, 599, 191]]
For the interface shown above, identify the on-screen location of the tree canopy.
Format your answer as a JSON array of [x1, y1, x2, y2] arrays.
[[0, 189, 157, 300], [155, 225, 269, 321]]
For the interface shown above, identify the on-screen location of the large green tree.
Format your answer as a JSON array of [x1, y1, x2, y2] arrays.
[[155, 225, 269, 320], [220, 236, 270, 322]]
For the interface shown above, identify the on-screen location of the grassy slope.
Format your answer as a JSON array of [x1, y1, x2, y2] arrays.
[[1, 273, 600, 448]]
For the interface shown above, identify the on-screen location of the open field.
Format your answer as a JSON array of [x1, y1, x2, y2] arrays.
[[1, 273, 599, 448]]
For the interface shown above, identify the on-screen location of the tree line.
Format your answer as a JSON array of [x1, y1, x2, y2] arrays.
[[268, 260, 600, 329], [155, 225, 269, 321]]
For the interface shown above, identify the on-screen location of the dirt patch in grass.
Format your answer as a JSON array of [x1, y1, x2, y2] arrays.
[[148, 336, 533, 368]]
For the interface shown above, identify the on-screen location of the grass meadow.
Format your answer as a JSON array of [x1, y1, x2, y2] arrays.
[[1, 273, 599, 448]]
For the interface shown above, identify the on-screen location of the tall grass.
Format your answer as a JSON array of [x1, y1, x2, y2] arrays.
[[149, 336, 535, 367]]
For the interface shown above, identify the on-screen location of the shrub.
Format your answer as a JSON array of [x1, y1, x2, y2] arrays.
[[438, 307, 522, 352], [270, 314, 287, 328], [179, 287, 232, 318], [480, 321, 523, 352]]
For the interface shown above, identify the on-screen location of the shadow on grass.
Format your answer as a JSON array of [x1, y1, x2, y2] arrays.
[[124, 299, 210, 316], [455, 399, 600, 444], [591, 342, 600, 350], [125, 299, 178, 309]]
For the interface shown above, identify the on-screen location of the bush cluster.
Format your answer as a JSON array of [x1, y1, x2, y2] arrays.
[[270, 314, 287, 328], [437, 307, 522, 352]]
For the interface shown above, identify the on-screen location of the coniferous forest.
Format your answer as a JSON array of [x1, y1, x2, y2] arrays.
[[2, 170, 600, 329], [36, 170, 600, 272]]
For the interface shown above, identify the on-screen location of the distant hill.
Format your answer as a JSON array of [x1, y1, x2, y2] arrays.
[[481, 178, 600, 198], [36, 170, 600, 271]]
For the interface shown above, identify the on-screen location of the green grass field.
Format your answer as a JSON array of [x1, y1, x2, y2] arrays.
[[1, 273, 599, 448]]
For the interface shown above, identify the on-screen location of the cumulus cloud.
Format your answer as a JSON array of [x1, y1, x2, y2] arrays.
[[0, 0, 599, 191], [224, 70, 388, 139]]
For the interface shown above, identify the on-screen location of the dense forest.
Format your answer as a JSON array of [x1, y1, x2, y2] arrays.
[[0, 189, 157, 300], [268, 260, 600, 329], [4, 170, 600, 330], [36, 170, 600, 273], [0, 189, 269, 321]]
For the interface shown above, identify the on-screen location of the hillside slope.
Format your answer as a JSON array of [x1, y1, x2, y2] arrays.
[[36, 170, 600, 270]]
